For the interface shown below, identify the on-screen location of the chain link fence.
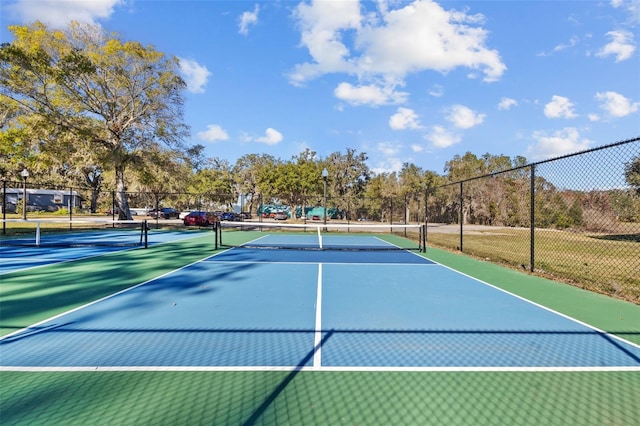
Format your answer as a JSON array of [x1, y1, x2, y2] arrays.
[[426, 138, 640, 303]]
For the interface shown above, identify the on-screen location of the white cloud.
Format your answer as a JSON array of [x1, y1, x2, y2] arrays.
[[371, 157, 403, 174], [498, 97, 518, 110], [411, 144, 424, 152], [544, 95, 578, 119], [595, 91, 639, 117], [429, 84, 444, 98], [289, 0, 506, 89], [4, 0, 124, 27], [588, 113, 601, 122], [610, 0, 640, 24], [425, 126, 461, 148], [197, 125, 229, 142], [554, 36, 579, 53], [596, 30, 636, 62], [389, 107, 422, 130], [538, 36, 579, 57], [256, 128, 283, 145], [178, 58, 212, 94], [527, 128, 592, 161], [288, 0, 361, 85], [239, 4, 260, 36], [377, 141, 401, 156], [446, 105, 485, 129], [334, 82, 407, 106]]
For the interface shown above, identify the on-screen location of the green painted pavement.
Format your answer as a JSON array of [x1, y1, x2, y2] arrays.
[[421, 246, 640, 345], [1, 371, 638, 425]]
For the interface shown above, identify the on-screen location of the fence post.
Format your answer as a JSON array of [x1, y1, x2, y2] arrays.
[[111, 190, 116, 224], [459, 181, 463, 252], [424, 189, 429, 249], [2, 180, 6, 235], [69, 186, 73, 229], [530, 165, 535, 272]]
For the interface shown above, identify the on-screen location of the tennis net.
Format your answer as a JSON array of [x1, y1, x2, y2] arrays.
[[0, 219, 149, 248], [216, 221, 426, 252]]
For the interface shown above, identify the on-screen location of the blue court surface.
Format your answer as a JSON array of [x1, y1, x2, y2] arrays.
[[0, 229, 212, 274], [2, 234, 639, 371]]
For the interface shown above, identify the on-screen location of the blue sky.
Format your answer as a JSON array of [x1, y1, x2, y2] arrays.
[[1, 0, 639, 175]]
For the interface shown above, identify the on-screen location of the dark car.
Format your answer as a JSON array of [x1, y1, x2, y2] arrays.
[[183, 211, 218, 226], [1, 202, 17, 213], [220, 212, 240, 221], [150, 207, 179, 219]]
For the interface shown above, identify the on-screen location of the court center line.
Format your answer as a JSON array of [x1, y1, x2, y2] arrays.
[[313, 263, 323, 368]]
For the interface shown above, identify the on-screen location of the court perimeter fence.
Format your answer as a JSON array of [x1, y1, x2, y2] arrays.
[[1, 138, 638, 302], [425, 137, 639, 304]]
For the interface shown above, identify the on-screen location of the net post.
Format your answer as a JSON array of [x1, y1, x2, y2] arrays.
[[217, 221, 223, 248], [214, 221, 219, 250], [421, 223, 426, 253], [35, 221, 41, 247], [140, 220, 148, 248]]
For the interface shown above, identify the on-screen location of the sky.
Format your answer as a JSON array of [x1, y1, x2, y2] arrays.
[[1, 0, 639, 176]]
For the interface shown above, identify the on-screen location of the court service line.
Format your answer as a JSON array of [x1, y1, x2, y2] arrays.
[[313, 263, 323, 368], [204, 260, 436, 267]]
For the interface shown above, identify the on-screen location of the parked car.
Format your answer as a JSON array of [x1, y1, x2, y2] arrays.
[[273, 211, 288, 220], [183, 211, 218, 226], [1, 202, 17, 213], [220, 212, 240, 221], [150, 207, 179, 219]]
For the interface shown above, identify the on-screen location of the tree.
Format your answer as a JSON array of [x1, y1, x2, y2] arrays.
[[0, 21, 189, 219], [625, 155, 640, 195], [258, 149, 323, 213], [233, 153, 278, 215], [192, 158, 236, 210]]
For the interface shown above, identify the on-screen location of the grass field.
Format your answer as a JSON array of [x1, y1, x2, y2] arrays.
[[426, 224, 640, 304]]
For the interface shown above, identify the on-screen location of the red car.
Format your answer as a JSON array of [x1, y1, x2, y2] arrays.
[[183, 211, 218, 226]]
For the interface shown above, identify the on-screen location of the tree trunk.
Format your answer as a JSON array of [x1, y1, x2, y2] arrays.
[[115, 164, 133, 220]]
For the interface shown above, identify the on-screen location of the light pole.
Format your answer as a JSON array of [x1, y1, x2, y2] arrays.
[[21, 169, 29, 220], [322, 168, 328, 228]]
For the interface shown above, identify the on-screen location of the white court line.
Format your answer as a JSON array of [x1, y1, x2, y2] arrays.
[[204, 260, 436, 267], [2, 366, 639, 372], [423, 257, 640, 350], [313, 263, 323, 368]]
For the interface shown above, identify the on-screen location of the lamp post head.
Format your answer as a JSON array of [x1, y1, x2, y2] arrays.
[[322, 168, 328, 180], [21, 169, 29, 179]]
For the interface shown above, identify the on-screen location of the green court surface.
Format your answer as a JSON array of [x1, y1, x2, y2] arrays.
[[1, 231, 639, 425]]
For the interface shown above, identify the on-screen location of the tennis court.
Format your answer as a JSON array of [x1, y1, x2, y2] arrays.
[[1, 224, 639, 424]]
